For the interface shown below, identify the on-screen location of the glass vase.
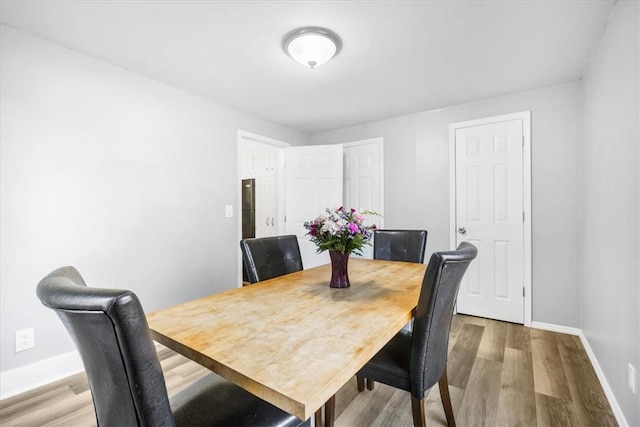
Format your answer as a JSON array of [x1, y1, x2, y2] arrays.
[[329, 251, 350, 288]]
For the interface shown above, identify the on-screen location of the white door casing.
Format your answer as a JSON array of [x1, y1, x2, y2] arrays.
[[449, 112, 532, 326], [285, 145, 343, 269], [343, 138, 385, 259]]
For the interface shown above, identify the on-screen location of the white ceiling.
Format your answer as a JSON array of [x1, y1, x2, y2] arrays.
[[0, 0, 615, 134]]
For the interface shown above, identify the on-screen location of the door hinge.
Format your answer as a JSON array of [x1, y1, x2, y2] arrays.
[[523, 287, 525, 297], [523, 211, 525, 222], [522, 136, 525, 147]]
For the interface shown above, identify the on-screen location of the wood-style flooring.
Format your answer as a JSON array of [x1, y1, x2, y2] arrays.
[[0, 314, 617, 426]]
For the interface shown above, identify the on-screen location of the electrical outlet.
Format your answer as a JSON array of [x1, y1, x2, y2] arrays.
[[15, 328, 35, 352], [629, 364, 637, 394]]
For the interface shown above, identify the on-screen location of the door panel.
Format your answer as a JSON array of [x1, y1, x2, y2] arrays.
[[455, 119, 524, 324], [285, 145, 343, 268], [255, 176, 277, 237], [344, 140, 383, 259]]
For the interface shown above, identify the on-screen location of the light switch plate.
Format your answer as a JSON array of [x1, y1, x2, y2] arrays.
[[225, 205, 233, 218]]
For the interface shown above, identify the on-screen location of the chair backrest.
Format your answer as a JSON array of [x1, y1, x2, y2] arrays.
[[373, 229, 428, 263], [36, 267, 174, 427], [240, 235, 303, 284], [410, 242, 477, 398]]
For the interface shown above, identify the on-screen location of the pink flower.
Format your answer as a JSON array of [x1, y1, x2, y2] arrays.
[[347, 222, 359, 234]]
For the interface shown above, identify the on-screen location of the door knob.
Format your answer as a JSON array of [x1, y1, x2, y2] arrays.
[[458, 227, 467, 235]]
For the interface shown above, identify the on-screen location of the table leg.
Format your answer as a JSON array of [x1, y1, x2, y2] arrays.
[[325, 395, 335, 427]]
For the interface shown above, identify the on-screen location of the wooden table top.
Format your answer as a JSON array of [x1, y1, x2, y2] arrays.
[[146, 258, 426, 420]]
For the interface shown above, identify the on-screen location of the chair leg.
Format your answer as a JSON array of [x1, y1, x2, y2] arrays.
[[315, 409, 322, 427], [356, 375, 365, 392], [438, 368, 456, 427], [324, 394, 335, 427], [410, 396, 426, 427], [366, 378, 375, 390]]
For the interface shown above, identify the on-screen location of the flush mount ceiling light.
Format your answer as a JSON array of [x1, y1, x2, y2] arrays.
[[283, 27, 342, 69]]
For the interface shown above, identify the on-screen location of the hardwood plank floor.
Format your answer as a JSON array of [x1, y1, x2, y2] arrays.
[[0, 315, 617, 426]]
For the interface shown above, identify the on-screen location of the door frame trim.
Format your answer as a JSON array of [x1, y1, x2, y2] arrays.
[[448, 111, 532, 326]]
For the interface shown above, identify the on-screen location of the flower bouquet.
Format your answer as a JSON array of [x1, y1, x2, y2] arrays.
[[304, 207, 378, 288]]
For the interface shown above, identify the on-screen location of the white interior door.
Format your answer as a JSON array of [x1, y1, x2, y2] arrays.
[[453, 117, 527, 324], [344, 138, 384, 259], [285, 145, 343, 268]]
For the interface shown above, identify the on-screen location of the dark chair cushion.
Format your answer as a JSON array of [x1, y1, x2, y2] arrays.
[[172, 374, 307, 427], [357, 329, 412, 392]]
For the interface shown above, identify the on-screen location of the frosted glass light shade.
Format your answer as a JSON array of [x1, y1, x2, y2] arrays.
[[283, 27, 342, 69]]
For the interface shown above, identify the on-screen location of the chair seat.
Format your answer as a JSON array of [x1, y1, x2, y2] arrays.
[[357, 329, 412, 393], [171, 373, 307, 427]]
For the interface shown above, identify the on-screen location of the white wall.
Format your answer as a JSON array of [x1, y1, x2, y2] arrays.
[[310, 83, 581, 328], [580, 2, 640, 425], [0, 24, 307, 382]]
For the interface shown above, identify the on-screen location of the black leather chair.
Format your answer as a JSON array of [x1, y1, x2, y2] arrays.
[[36, 266, 308, 427], [356, 242, 477, 427], [373, 229, 428, 263], [240, 235, 303, 284], [357, 229, 428, 392]]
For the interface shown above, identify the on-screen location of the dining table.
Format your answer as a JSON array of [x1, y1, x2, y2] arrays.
[[146, 258, 427, 425]]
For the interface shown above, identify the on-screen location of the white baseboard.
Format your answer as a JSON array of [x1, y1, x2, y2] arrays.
[[0, 350, 84, 400], [531, 320, 581, 336], [576, 330, 629, 427], [531, 321, 629, 427]]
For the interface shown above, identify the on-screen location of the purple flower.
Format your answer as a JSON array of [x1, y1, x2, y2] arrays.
[[347, 222, 359, 234]]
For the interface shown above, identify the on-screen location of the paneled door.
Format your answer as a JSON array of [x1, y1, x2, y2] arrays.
[[284, 145, 343, 268], [344, 138, 384, 259], [452, 113, 531, 324]]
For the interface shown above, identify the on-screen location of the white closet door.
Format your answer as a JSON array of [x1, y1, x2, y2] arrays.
[[454, 119, 525, 324], [285, 145, 343, 268], [344, 139, 384, 259]]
